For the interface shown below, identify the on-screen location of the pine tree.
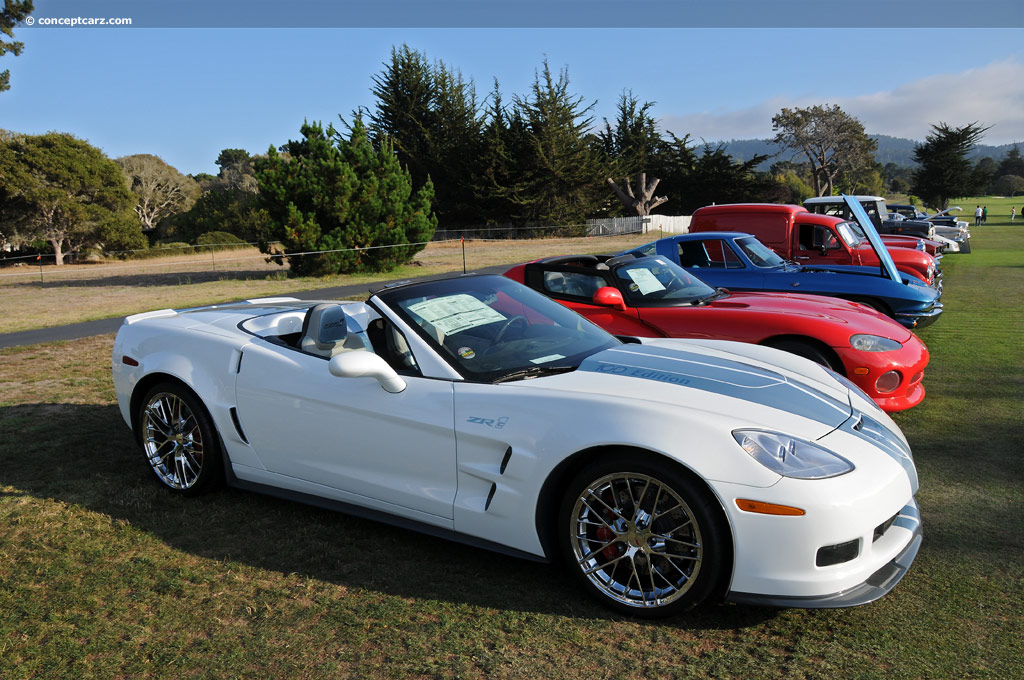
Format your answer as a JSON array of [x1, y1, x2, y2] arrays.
[[367, 45, 481, 228], [911, 122, 990, 209], [475, 80, 521, 225], [255, 120, 435, 276], [512, 60, 606, 230]]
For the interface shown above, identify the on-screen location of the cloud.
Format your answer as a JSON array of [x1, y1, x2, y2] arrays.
[[661, 60, 1024, 145]]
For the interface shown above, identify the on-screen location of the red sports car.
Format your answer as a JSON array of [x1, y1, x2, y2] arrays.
[[505, 253, 929, 412]]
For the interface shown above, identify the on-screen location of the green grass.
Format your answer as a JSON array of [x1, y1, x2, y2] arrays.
[[0, 231, 1021, 678], [945, 194, 1020, 226]]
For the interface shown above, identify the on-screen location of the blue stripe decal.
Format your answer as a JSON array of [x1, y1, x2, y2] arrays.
[[578, 345, 851, 428]]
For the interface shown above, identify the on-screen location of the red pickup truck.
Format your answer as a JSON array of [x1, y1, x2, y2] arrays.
[[688, 203, 940, 286]]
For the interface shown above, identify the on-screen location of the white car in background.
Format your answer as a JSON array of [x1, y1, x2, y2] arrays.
[[112, 273, 922, 617]]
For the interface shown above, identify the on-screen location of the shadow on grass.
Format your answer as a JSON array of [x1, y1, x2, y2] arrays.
[[0, 402, 777, 630]]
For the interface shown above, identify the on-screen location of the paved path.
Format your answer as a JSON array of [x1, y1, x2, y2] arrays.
[[0, 265, 509, 350]]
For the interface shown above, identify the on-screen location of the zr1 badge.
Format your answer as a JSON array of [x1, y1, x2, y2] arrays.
[[467, 416, 509, 429]]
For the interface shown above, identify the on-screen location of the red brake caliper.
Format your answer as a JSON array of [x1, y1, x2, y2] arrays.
[[596, 503, 623, 560]]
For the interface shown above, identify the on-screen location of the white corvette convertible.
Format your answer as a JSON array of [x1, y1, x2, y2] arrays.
[[112, 273, 921, 617]]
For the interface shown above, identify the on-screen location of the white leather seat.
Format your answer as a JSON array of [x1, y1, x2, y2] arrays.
[[300, 304, 366, 358]]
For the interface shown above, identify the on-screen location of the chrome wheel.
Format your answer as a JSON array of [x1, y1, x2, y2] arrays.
[[141, 391, 206, 490], [567, 470, 712, 612]]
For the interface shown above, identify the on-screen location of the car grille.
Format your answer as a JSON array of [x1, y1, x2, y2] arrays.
[[874, 512, 898, 542]]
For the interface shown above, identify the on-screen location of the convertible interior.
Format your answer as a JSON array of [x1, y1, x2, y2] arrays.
[[242, 303, 420, 375]]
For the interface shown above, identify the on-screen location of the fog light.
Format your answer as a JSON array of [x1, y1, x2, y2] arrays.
[[875, 370, 901, 393], [816, 538, 860, 567]]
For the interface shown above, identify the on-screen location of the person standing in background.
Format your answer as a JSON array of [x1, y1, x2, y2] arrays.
[[982, 206, 988, 224], [1011, 206, 1016, 222], [975, 205, 983, 225]]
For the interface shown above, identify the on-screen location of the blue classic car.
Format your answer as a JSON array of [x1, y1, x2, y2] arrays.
[[620, 231, 943, 329]]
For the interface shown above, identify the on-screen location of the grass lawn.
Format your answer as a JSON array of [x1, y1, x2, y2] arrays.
[[0, 233, 654, 335], [948, 195, 1020, 226], [0, 228, 1021, 678]]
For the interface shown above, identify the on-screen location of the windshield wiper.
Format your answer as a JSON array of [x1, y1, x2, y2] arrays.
[[492, 365, 577, 384], [692, 288, 729, 306]]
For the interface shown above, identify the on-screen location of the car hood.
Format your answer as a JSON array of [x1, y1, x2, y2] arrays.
[[878, 245, 934, 269], [703, 291, 913, 342], [537, 341, 855, 435]]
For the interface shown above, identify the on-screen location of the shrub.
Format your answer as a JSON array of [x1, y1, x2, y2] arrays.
[[195, 231, 248, 252]]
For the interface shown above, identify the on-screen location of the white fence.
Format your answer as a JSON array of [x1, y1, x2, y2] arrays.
[[586, 214, 690, 236]]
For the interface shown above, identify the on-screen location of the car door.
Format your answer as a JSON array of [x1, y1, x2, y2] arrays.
[[233, 338, 458, 520]]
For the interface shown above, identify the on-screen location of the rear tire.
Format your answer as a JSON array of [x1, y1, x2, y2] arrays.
[[557, 454, 728, 618]]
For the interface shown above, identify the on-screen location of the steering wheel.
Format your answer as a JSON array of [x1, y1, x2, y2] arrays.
[[491, 315, 528, 347]]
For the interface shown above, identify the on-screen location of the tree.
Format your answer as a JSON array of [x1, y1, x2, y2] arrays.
[[165, 149, 268, 243], [997, 145, 1024, 178], [255, 119, 436, 276], [511, 59, 606, 229], [165, 186, 268, 244], [775, 168, 815, 204], [1, 1, 32, 93], [911, 122, 990, 209], [606, 173, 668, 216], [599, 91, 662, 179], [600, 92, 668, 216], [772, 105, 877, 196], [974, 157, 999, 194], [215, 148, 258, 192], [116, 154, 200, 233], [0, 132, 141, 264], [367, 45, 482, 227], [993, 174, 1024, 197], [474, 79, 527, 225], [684, 144, 783, 210]]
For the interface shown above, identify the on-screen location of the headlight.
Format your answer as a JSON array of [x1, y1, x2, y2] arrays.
[[850, 334, 903, 352], [733, 430, 855, 479]]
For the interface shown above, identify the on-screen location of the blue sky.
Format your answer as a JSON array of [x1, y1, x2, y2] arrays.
[[3, 27, 1022, 176]]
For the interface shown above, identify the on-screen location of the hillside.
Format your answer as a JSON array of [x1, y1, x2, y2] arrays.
[[713, 135, 1017, 170]]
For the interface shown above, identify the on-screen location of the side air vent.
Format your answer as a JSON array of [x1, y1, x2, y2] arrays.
[[484, 483, 497, 511], [499, 446, 513, 474], [230, 407, 249, 444]]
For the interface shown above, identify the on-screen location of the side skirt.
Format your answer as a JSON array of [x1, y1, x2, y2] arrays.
[[223, 461, 549, 564]]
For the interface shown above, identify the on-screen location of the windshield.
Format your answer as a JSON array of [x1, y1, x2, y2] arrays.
[[613, 256, 718, 304], [374, 275, 619, 383], [735, 237, 786, 268], [874, 198, 889, 220], [835, 221, 864, 247]]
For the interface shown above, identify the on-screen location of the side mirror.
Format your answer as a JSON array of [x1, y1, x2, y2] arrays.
[[329, 351, 407, 393], [593, 286, 628, 311]]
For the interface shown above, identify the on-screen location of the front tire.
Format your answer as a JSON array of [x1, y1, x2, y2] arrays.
[[765, 338, 841, 373], [138, 382, 223, 495], [558, 455, 728, 617]]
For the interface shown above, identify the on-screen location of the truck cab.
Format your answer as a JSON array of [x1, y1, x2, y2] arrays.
[[689, 203, 939, 286], [803, 195, 936, 240]]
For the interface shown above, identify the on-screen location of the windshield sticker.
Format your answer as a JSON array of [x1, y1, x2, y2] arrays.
[[530, 353, 566, 364], [623, 268, 666, 295], [457, 346, 476, 360], [408, 294, 506, 336]]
